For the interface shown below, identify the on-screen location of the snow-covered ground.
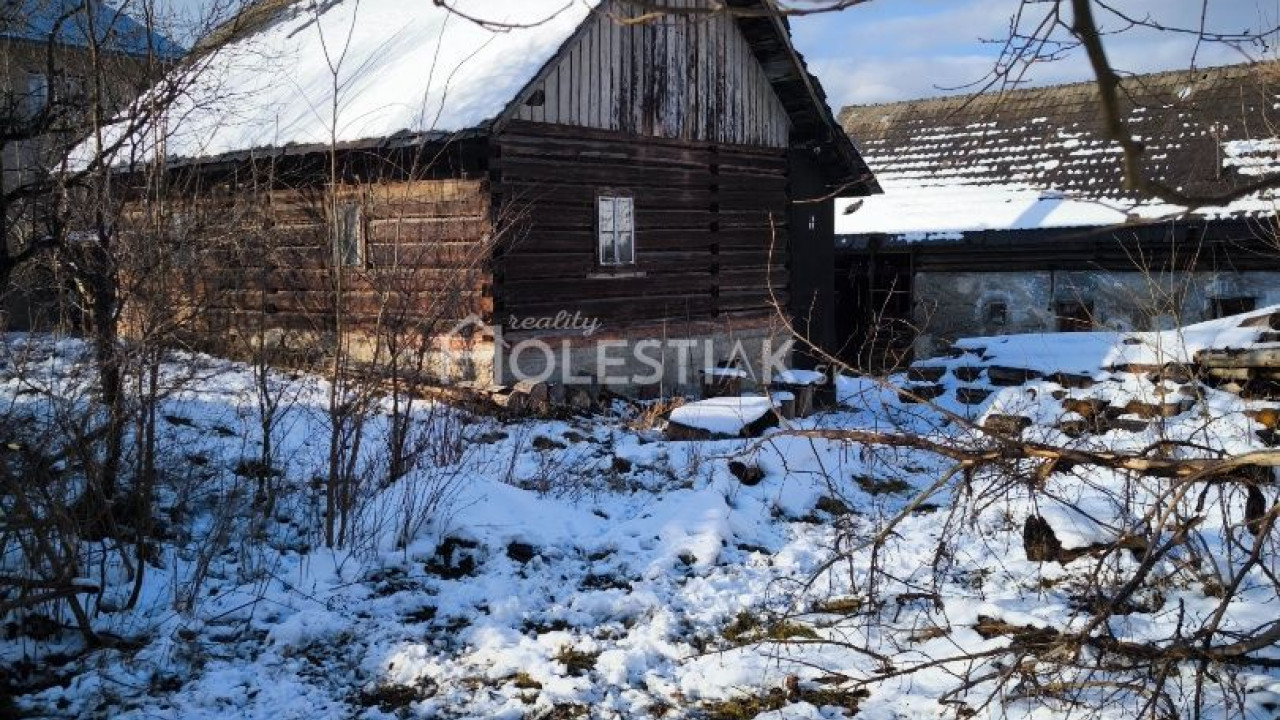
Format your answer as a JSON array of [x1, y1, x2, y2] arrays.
[[3, 332, 1278, 719]]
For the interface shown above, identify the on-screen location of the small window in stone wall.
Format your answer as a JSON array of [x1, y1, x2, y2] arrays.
[[1211, 296, 1256, 319], [1055, 300, 1094, 332], [984, 300, 1009, 326]]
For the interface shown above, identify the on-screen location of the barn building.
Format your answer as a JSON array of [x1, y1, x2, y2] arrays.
[[833, 62, 1280, 369], [108, 0, 876, 391]]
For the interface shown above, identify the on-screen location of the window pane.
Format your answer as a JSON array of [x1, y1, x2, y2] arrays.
[[597, 196, 634, 266], [600, 231, 617, 265], [616, 231, 634, 265], [598, 197, 615, 264], [598, 197, 615, 233], [24, 73, 48, 117], [616, 197, 634, 232]]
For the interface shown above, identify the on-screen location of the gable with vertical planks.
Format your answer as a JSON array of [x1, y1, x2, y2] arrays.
[[509, 0, 791, 148]]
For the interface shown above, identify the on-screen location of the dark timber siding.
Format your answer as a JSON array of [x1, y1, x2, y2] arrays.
[[192, 179, 492, 340], [512, 0, 791, 148], [492, 121, 788, 331]]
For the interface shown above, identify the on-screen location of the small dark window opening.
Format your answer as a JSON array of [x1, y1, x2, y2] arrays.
[[1212, 296, 1256, 319], [597, 194, 635, 266], [1055, 300, 1094, 332], [985, 300, 1009, 326], [333, 201, 365, 268], [525, 89, 546, 107], [170, 210, 196, 265], [22, 72, 48, 118]]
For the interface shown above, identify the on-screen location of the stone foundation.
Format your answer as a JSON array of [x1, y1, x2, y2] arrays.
[[496, 318, 792, 395], [188, 316, 793, 396]]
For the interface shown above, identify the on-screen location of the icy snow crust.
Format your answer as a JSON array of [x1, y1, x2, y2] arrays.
[[93, 0, 595, 163], [5, 332, 1279, 719]]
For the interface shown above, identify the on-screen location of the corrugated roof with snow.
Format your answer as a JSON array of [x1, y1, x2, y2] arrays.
[[836, 62, 1280, 241]]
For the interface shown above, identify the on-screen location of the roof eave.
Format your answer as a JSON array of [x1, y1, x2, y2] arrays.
[[147, 126, 491, 172], [728, 2, 880, 195]]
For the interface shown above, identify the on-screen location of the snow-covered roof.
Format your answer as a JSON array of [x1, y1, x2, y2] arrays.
[[100, 0, 597, 163], [82, 0, 875, 191], [1, 0, 184, 58], [836, 62, 1280, 241]]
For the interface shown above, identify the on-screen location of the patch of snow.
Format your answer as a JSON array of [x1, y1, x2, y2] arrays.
[[668, 396, 774, 436], [774, 369, 826, 385], [702, 366, 749, 379]]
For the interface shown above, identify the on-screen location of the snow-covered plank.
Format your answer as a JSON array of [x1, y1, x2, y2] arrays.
[[667, 396, 778, 438]]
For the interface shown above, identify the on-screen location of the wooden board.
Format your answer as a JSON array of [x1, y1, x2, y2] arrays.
[[510, 0, 790, 148], [493, 122, 789, 333]]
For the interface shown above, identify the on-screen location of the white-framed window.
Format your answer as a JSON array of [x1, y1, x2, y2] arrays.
[[333, 201, 365, 267], [597, 194, 635, 266]]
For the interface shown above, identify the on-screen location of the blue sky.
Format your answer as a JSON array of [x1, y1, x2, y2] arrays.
[[791, 0, 1279, 106], [155, 0, 1279, 108]]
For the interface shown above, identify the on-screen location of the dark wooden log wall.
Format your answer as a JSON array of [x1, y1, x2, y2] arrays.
[[190, 178, 493, 342], [510, 0, 790, 148], [492, 121, 788, 332]]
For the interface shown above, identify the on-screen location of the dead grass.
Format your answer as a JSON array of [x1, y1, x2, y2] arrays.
[[701, 686, 868, 720], [813, 597, 863, 615], [907, 625, 950, 643], [511, 671, 542, 690], [553, 645, 599, 677], [628, 397, 686, 432], [357, 679, 437, 712], [813, 495, 851, 515], [854, 474, 913, 496], [722, 611, 820, 644]]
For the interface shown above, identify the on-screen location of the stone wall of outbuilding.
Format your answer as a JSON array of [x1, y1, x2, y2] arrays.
[[913, 270, 1280, 358]]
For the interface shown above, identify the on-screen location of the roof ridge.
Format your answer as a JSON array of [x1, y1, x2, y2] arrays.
[[839, 58, 1273, 115], [193, 0, 297, 54]]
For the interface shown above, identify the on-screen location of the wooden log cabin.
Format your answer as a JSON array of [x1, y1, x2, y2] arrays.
[[113, 0, 877, 390]]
